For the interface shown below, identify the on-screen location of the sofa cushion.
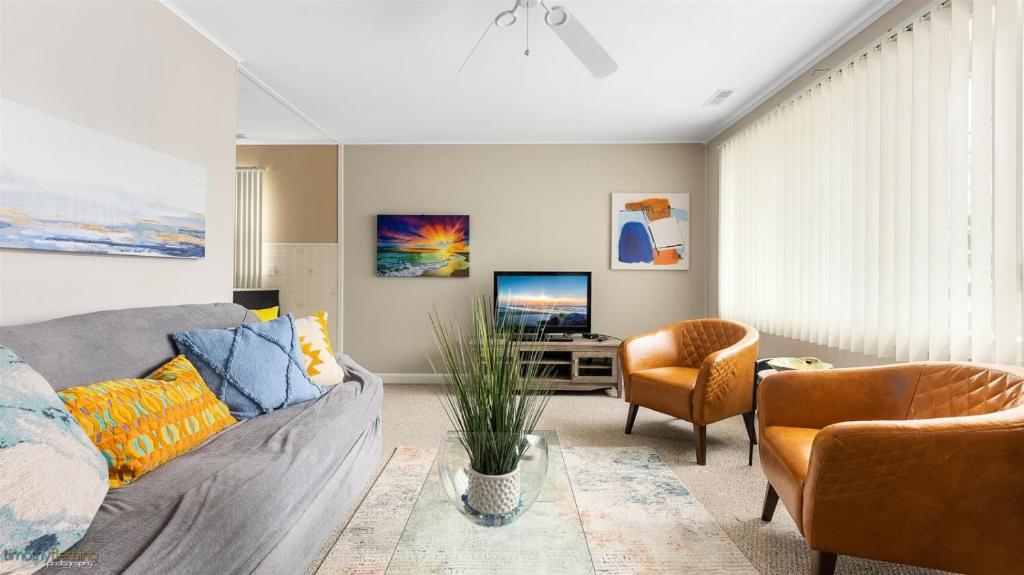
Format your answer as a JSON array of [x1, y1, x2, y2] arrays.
[[172, 315, 323, 420], [629, 367, 699, 421], [760, 425, 820, 533], [58, 355, 237, 488], [0, 303, 254, 391], [42, 357, 383, 575], [0, 346, 108, 574]]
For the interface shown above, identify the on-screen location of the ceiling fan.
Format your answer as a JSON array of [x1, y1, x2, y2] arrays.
[[458, 0, 617, 79]]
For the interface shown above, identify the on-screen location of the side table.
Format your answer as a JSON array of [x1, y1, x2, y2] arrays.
[[748, 365, 777, 466]]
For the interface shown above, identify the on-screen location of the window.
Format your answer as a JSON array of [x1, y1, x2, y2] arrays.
[[719, 0, 1023, 364]]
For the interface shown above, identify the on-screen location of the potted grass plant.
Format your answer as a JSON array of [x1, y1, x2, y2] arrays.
[[429, 295, 551, 518]]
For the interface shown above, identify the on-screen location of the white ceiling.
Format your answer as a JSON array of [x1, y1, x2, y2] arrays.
[[172, 0, 889, 144], [236, 73, 332, 142]]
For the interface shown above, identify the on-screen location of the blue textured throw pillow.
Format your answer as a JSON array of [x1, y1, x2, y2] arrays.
[[172, 314, 324, 420], [0, 346, 108, 573]]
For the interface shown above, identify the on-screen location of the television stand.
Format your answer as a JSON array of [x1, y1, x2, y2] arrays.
[[514, 338, 621, 397]]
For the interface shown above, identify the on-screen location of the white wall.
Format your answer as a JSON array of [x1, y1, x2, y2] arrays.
[[0, 0, 237, 326], [343, 144, 707, 374]]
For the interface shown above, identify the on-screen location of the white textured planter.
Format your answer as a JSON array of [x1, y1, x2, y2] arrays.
[[467, 466, 521, 516]]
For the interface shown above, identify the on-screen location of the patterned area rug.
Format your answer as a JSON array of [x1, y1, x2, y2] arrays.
[[318, 445, 755, 574]]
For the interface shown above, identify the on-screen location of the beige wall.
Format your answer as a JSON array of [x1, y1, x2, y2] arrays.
[[0, 1, 236, 325], [706, 0, 929, 367], [235, 145, 339, 243], [344, 144, 707, 374]]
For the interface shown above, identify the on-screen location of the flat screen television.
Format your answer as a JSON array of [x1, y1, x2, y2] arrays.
[[494, 271, 591, 334]]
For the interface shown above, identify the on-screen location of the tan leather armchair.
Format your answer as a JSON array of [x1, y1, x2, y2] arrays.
[[758, 363, 1024, 575], [620, 318, 759, 465]]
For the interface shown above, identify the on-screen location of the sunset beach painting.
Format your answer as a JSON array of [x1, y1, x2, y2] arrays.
[[0, 99, 206, 259], [376, 215, 470, 277]]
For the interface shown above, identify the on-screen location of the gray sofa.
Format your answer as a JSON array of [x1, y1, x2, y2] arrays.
[[0, 303, 383, 574]]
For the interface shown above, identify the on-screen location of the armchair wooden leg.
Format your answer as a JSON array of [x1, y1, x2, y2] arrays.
[[761, 483, 779, 521], [693, 423, 707, 465], [810, 551, 837, 575], [624, 404, 639, 435], [742, 411, 756, 466]]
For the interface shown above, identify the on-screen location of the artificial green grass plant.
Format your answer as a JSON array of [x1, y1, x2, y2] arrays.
[[429, 295, 552, 476]]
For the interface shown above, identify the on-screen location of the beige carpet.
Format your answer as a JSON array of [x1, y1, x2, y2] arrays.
[[381, 384, 948, 575]]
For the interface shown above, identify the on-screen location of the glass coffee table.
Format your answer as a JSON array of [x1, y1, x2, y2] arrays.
[[318, 430, 757, 575], [386, 431, 592, 573]]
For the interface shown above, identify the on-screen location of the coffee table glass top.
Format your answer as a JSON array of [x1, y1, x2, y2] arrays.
[[385, 430, 594, 574], [319, 429, 759, 575]]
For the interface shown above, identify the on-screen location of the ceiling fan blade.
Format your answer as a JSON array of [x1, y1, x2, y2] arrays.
[[543, 5, 617, 78], [457, 18, 495, 75], [458, 0, 520, 74]]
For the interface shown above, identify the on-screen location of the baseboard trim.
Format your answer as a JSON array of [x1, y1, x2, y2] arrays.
[[380, 373, 445, 384]]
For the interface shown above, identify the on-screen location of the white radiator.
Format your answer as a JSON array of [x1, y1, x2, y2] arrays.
[[234, 168, 263, 289]]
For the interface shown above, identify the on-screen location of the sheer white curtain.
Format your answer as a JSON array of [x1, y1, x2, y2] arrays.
[[719, 0, 1023, 365]]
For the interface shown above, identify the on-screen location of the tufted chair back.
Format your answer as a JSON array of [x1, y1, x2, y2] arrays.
[[675, 319, 750, 368], [907, 363, 1024, 419]]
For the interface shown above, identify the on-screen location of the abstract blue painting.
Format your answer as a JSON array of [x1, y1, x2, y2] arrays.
[[610, 193, 689, 270], [0, 99, 207, 259]]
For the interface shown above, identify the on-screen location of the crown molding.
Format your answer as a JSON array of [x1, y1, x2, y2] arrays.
[[159, 0, 243, 62], [343, 140, 702, 146], [236, 139, 338, 146]]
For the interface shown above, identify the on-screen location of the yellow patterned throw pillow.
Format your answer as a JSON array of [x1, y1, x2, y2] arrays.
[[294, 311, 347, 386], [58, 355, 237, 488]]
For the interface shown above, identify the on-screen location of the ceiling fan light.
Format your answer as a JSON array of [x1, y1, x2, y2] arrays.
[[544, 6, 568, 27], [460, 0, 616, 79], [495, 10, 517, 27]]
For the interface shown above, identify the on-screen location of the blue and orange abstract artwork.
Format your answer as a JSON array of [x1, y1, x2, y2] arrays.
[[0, 99, 206, 259], [376, 215, 470, 277], [610, 193, 689, 270]]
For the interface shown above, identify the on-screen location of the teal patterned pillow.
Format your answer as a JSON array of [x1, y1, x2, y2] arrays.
[[0, 346, 108, 573]]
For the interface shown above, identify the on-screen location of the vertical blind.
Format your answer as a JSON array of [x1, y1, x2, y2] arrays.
[[235, 168, 263, 289], [719, 0, 1024, 365]]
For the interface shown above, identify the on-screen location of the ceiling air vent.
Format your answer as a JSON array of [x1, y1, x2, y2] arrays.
[[704, 89, 737, 106]]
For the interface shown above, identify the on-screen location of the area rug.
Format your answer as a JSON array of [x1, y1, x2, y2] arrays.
[[317, 444, 755, 574], [563, 447, 756, 574]]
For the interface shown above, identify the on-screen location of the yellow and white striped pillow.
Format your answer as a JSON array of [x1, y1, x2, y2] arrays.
[[294, 312, 346, 386]]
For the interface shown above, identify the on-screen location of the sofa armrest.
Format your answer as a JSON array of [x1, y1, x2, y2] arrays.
[[692, 327, 759, 424], [802, 411, 1024, 571], [757, 364, 922, 430], [336, 353, 383, 389]]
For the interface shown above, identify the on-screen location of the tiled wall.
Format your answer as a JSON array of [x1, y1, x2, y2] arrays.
[[262, 243, 340, 346]]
